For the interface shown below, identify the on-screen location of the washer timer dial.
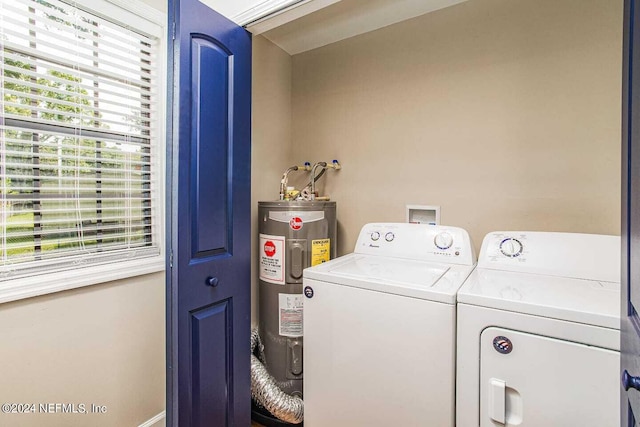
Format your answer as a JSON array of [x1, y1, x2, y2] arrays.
[[434, 232, 454, 250], [499, 238, 523, 258]]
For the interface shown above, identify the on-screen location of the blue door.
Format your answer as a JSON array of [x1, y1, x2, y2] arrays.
[[622, 0, 640, 425], [166, 0, 251, 425]]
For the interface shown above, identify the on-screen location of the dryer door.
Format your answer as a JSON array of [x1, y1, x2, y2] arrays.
[[480, 327, 619, 427]]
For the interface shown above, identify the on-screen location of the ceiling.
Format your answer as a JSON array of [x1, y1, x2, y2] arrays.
[[259, 0, 468, 55], [198, 0, 266, 21]]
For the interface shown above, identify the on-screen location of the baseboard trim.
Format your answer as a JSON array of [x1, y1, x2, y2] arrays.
[[139, 411, 166, 427]]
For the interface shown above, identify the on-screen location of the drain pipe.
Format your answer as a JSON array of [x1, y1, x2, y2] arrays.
[[251, 328, 304, 424]]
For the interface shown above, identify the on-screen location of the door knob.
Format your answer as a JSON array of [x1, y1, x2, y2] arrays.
[[206, 277, 219, 287], [622, 370, 640, 391]]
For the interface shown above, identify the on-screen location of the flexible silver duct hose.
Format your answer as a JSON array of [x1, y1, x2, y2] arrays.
[[251, 328, 304, 424]]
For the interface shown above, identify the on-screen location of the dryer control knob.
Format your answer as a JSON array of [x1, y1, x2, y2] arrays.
[[434, 232, 454, 250], [500, 238, 523, 258], [370, 231, 380, 241], [385, 232, 395, 242]]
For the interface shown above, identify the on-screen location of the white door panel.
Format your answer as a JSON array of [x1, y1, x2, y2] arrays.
[[303, 278, 456, 426], [480, 327, 619, 427]]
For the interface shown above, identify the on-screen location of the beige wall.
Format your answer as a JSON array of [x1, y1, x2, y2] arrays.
[[290, 0, 623, 255], [251, 36, 295, 324], [0, 272, 165, 427]]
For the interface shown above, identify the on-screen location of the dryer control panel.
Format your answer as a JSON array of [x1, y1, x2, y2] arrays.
[[479, 231, 620, 283], [354, 223, 476, 266]]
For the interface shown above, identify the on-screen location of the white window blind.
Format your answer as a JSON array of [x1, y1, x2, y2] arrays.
[[0, 0, 161, 280]]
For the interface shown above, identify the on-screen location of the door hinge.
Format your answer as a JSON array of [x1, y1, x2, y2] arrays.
[[169, 250, 174, 268], [172, 22, 176, 40]]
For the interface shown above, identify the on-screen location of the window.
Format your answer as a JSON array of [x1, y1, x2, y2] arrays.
[[0, 0, 165, 298]]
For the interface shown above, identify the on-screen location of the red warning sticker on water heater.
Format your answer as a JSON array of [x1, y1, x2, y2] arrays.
[[264, 240, 276, 257], [289, 216, 303, 230], [259, 234, 285, 285]]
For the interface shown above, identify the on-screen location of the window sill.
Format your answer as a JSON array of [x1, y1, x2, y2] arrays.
[[0, 257, 165, 304]]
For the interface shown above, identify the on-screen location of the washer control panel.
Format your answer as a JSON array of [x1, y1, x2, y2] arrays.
[[355, 223, 476, 266]]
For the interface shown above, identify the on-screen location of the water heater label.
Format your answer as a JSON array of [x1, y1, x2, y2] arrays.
[[311, 238, 330, 266], [279, 293, 304, 337], [259, 234, 285, 285]]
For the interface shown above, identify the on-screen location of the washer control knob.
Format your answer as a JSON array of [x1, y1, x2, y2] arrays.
[[385, 232, 395, 242], [434, 232, 454, 250], [500, 238, 523, 258], [370, 231, 380, 241]]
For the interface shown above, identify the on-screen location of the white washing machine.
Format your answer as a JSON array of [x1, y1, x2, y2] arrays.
[[303, 223, 476, 426], [456, 231, 620, 427]]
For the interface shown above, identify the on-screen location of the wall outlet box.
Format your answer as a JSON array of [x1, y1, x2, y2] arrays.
[[406, 205, 440, 225]]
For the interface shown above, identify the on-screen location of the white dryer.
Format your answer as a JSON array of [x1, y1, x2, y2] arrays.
[[456, 231, 620, 427], [303, 223, 476, 427]]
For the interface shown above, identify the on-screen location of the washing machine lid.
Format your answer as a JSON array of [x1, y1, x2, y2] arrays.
[[457, 268, 620, 329], [304, 253, 474, 304]]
